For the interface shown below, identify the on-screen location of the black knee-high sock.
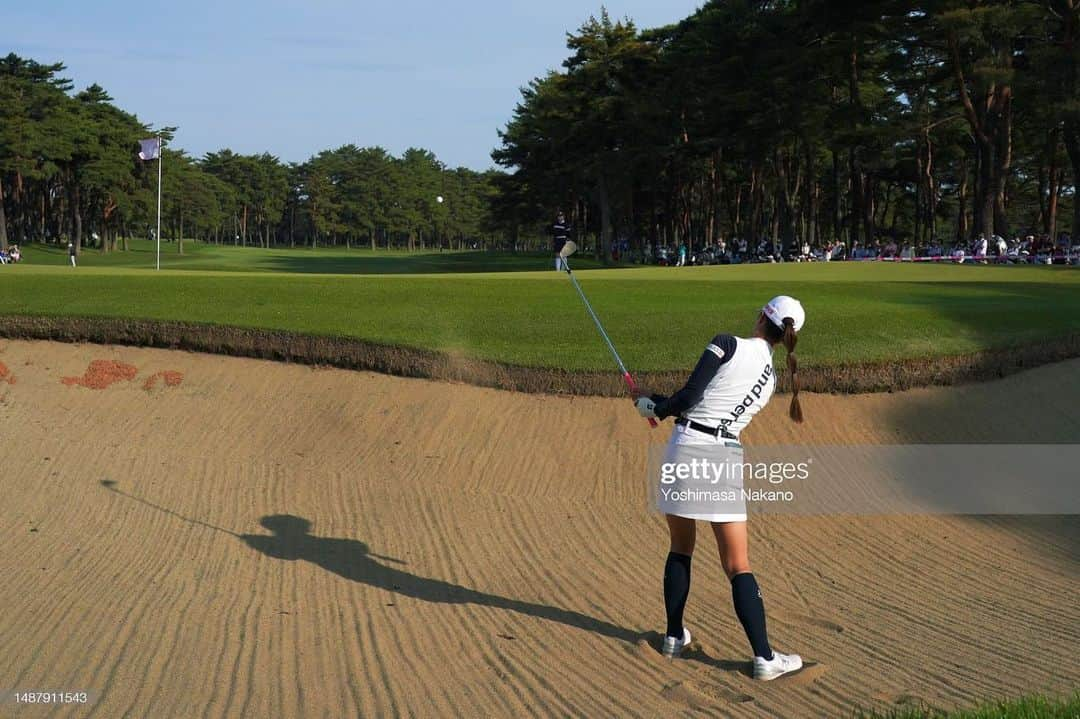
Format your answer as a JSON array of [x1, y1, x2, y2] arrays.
[[731, 572, 773, 660], [663, 552, 692, 638]]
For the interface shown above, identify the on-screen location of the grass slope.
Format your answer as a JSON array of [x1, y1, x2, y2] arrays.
[[3, 241, 1079, 374]]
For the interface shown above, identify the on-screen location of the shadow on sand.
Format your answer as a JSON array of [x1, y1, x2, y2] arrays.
[[879, 283, 1080, 572], [100, 480, 646, 643], [238, 514, 641, 642]]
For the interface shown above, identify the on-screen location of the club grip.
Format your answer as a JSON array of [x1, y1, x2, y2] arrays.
[[622, 372, 659, 429]]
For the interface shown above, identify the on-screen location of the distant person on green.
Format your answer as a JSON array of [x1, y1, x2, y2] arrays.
[[552, 212, 571, 271], [68, 242, 77, 268]]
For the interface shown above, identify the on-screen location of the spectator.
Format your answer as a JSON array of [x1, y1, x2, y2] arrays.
[[975, 234, 988, 263], [1036, 234, 1053, 264], [68, 242, 77, 268], [991, 234, 1005, 259], [756, 238, 770, 262]]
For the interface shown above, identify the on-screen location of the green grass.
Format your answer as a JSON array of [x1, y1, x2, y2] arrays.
[[18, 239, 613, 274], [3, 241, 1079, 372], [855, 693, 1079, 718]]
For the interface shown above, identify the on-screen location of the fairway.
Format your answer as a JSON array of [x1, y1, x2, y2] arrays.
[[15, 240, 614, 274], [2, 243, 1079, 378]]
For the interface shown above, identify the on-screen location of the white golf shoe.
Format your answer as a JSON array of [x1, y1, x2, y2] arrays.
[[753, 651, 803, 680], [661, 627, 692, 658]]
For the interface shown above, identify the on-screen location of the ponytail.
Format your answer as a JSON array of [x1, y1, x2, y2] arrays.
[[782, 317, 803, 423]]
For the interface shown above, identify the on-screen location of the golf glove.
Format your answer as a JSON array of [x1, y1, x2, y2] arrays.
[[635, 396, 658, 419]]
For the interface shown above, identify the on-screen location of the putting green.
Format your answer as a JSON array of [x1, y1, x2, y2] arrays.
[[2, 242, 1078, 373]]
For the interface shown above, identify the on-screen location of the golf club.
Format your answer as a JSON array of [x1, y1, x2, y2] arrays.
[[558, 241, 658, 428]]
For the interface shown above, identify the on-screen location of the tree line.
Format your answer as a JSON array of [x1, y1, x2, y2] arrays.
[[5, 2, 1079, 261], [0, 53, 502, 255], [494, 1, 1080, 260]]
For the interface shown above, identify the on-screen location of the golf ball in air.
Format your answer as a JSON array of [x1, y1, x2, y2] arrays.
[[436, 196, 444, 203]]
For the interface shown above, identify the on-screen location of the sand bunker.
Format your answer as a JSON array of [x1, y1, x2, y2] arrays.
[[0, 340, 1076, 718]]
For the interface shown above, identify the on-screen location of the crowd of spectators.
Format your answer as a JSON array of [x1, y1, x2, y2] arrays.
[[0, 245, 22, 265], [843, 232, 1078, 265], [626, 231, 1078, 266]]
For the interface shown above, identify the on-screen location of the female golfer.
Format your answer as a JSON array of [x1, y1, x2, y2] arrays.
[[633, 295, 805, 681]]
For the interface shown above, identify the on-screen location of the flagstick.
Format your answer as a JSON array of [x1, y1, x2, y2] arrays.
[[156, 136, 162, 271]]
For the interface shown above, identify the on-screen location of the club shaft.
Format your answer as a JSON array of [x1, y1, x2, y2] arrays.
[[564, 265, 658, 428], [565, 270, 629, 375]]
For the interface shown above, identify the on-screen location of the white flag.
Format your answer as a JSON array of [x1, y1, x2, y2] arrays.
[[138, 138, 160, 161]]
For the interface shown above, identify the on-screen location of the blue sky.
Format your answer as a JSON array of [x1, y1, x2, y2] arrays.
[[2, 1, 701, 171]]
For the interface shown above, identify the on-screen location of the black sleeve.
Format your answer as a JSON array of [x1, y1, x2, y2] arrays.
[[652, 334, 737, 420]]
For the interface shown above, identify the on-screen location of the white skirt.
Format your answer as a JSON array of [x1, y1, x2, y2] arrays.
[[658, 422, 747, 523]]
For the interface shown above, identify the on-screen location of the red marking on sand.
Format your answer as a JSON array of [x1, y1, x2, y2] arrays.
[[61, 360, 138, 390], [143, 370, 184, 391], [0, 362, 14, 385]]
